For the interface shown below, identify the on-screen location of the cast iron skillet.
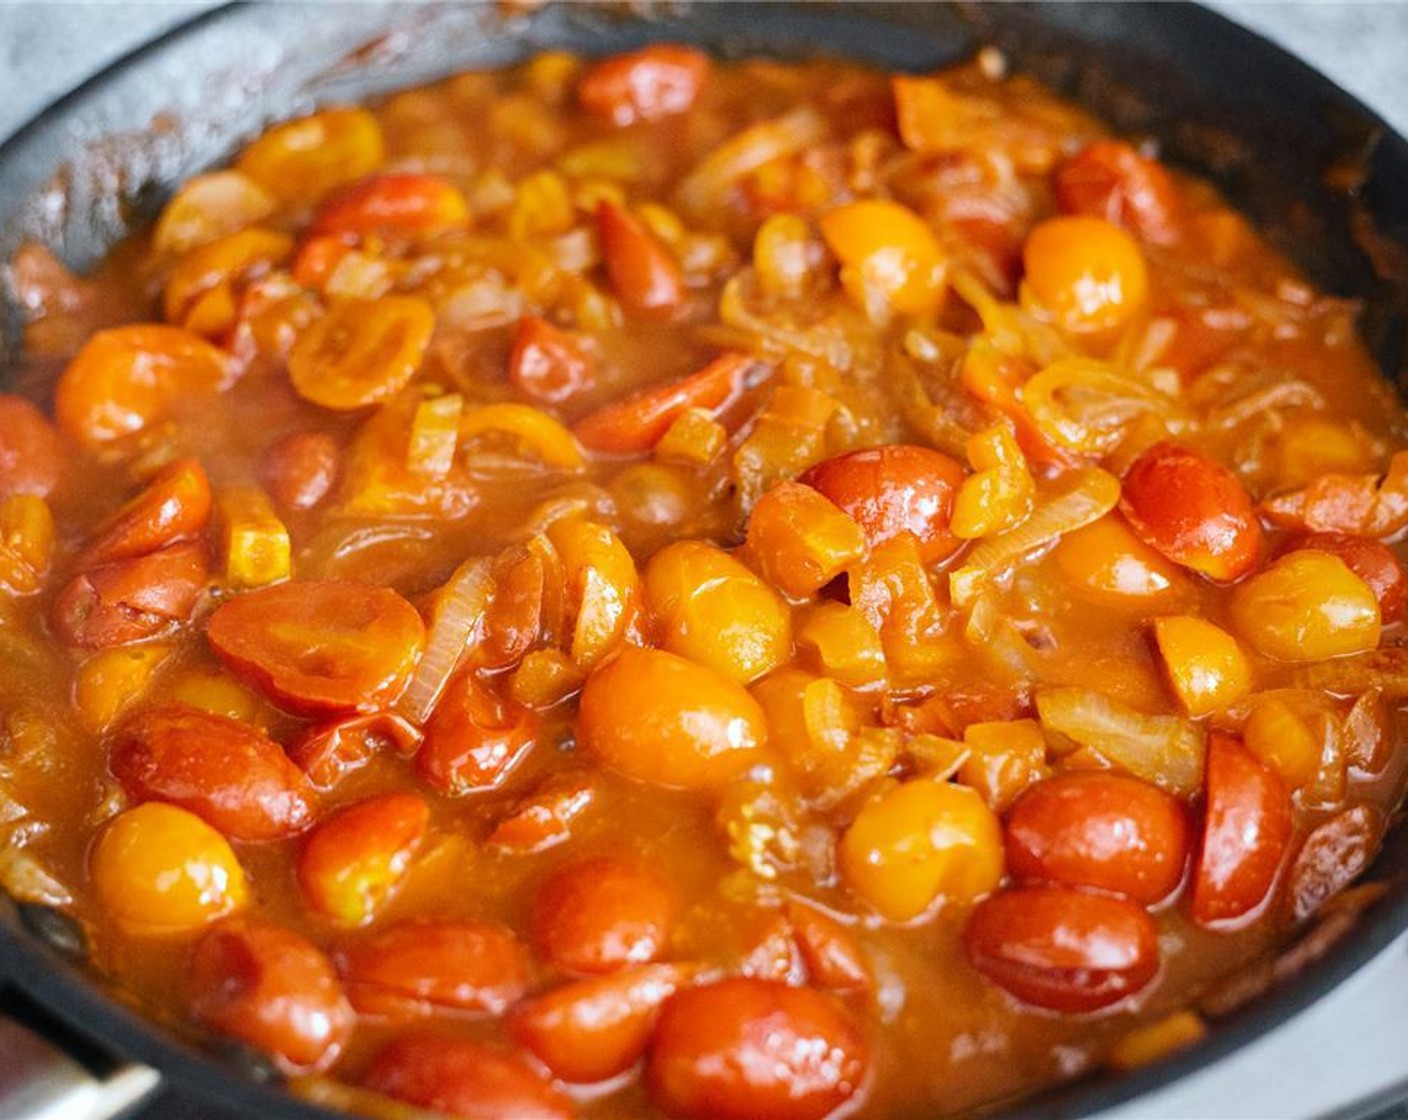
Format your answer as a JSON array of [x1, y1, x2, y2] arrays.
[[3, 3, 1408, 1119]]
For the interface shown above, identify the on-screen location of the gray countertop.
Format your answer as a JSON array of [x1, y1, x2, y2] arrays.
[[3, 4, 1408, 1120]]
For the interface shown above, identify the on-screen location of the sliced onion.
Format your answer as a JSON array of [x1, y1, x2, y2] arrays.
[[950, 467, 1120, 607], [677, 108, 827, 216], [397, 557, 491, 725], [1037, 687, 1205, 797], [1283, 648, 1408, 701], [1020, 359, 1173, 455]]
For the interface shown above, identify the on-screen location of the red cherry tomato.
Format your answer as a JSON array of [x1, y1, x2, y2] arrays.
[[784, 901, 871, 993], [1006, 772, 1190, 905], [510, 963, 693, 1083], [207, 581, 424, 715], [801, 444, 968, 564], [289, 712, 422, 791], [263, 432, 339, 511], [0, 395, 65, 500], [337, 920, 531, 1017], [578, 45, 711, 126], [486, 768, 600, 852], [298, 793, 429, 928], [531, 855, 675, 975], [646, 978, 870, 1120], [596, 199, 684, 319], [964, 886, 1159, 1013], [189, 918, 353, 1071], [110, 705, 317, 841], [309, 173, 470, 238], [362, 1033, 572, 1120], [1120, 441, 1263, 582], [1054, 140, 1181, 244], [1285, 804, 1384, 922], [1191, 732, 1293, 927], [416, 672, 537, 796], [508, 315, 596, 405], [51, 541, 209, 649], [1281, 532, 1407, 621], [81, 458, 212, 568]]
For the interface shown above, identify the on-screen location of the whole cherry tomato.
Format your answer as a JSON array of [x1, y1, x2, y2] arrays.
[[578, 45, 711, 126], [531, 855, 675, 974], [263, 432, 340, 511], [362, 1033, 572, 1120], [1054, 140, 1181, 244], [310, 173, 470, 238], [298, 793, 429, 928], [596, 199, 684, 319], [0, 395, 65, 500], [1281, 532, 1407, 621], [509, 314, 596, 405], [416, 672, 537, 796]]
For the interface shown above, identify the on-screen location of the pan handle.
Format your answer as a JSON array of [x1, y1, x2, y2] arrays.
[[0, 1006, 160, 1120]]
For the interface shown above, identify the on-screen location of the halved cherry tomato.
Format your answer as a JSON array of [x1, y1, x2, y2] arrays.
[[1191, 733, 1293, 927], [0, 395, 64, 499], [511, 963, 692, 1083], [55, 325, 232, 449], [1120, 441, 1263, 582], [486, 768, 599, 852], [287, 296, 435, 410], [189, 918, 353, 1071], [784, 901, 870, 993], [1006, 772, 1189, 905], [337, 920, 531, 1016], [801, 444, 968, 565], [206, 580, 424, 715], [81, 458, 212, 568], [416, 672, 538, 796], [289, 712, 422, 791], [1285, 804, 1384, 922], [575, 351, 750, 455], [531, 855, 675, 975], [235, 107, 385, 203], [110, 704, 316, 841], [1281, 532, 1407, 621], [646, 978, 869, 1120], [263, 431, 340, 511], [310, 173, 470, 238], [298, 793, 429, 928], [1054, 140, 1181, 244], [965, 886, 1159, 1013], [597, 198, 684, 318], [51, 541, 209, 649], [162, 228, 292, 326], [508, 314, 596, 404], [578, 45, 710, 126], [362, 1033, 572, 1120], [576, 646, 767, 789]]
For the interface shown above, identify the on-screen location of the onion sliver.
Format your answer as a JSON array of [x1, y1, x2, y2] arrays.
[[677, 108, 827, 216], [397, 556, 491, 724]]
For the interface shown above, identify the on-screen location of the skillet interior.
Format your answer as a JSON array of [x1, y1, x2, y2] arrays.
[[2, 3, 1408, 1117]]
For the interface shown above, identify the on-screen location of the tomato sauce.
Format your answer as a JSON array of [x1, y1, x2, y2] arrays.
[[4, 44, 1408, 1120]]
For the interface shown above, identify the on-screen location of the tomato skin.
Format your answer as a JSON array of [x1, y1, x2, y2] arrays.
[[288, 296, 436, 411], [298, 793, 429, 928], [1191, 733, 1293, 927], [1054, 140, 1181, 244], [81, 458, 212, 568], [1120, 442, 1263, 582], [511, 962, 691, 1083], [0, 395, 64, 500], [783, 901, 870, 993], [310, 173, 470, 238], [1285, 804, 1384, 922], [1006, 772, 1190, 905], [531, 855, 675, 975], [362, 1033, 572, 1120], [263, 432, 340, 511], [1281, 532, 1407, 621], [487, 768, 600, 852], [206, 580, 424, 715], [416, 672, 538, 796], [289, 712, 422, 791], [801, 445, 968, 565], [337, 920, 531, 1017], [110, 705, 317, 841], [646, 978, 870, 1120], [964, 886, 1160, 1014], [51, 541, 209, 649], [508, 315, 596, 405], [597, 199, 685, 318], [189, 918, 353, 1071], [578, 45, 710, 126]]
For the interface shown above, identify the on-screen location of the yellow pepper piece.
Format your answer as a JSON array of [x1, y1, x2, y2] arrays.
[[1152, 615, 1253, 717], [166, 667, 262, 723], [795, 601, 886, 688], [1108, 1011, 1207, 1071], [952, 423, 1035, 539], [460, 403, 585, 471], [547, 519, 639, 669], [217, 486, 291, 588], [656, 408, 727, 466], [1243, 696, 1322, 790], [509, 170, 575, 241], [407, 393, 464, 477], [745, 481, 867, 600], [74, 645, 172, 733], [958, 719, 1050, 813]]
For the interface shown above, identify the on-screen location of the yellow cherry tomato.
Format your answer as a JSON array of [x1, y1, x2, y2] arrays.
[[1053, 514, 1190, 607], [1022, 216, 1148, 334], [1229, 551, 1381, 661], [288, 296, 435, 411], [235, 107, 384, 203], [819, 200, 945, 317]]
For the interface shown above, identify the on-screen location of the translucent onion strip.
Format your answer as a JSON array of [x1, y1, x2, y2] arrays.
[[677, 108, 827, 216], [397, 556, 492, 724]]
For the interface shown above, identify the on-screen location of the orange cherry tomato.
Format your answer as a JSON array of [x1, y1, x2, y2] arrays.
[[578, 45, 711, 126], [0, 395, 64, 499], [1281, 532, 1407, 621], [965, 886, 1159, 1014], [801, 444, 968, 565], [646, 978, 870, 1120], [574, 352, 750, 455], [1005, 772, 1190, 905], [207, 580, 424, 715], [110, 705, 317, 841], [263, 431, 340, 511], [486, 768, 600, 852], [310, 173, 470, 238], [81, 458, 212, 568], [1054, 140, 1181, 244], [287, 296, 435, 411], [337, 920, 531, 1016], [297, 793, 429, 927], [511, 963, 692, 1083], [531, 855, 675, 975], [1053, 512, 1192, 607], [416, 672, 538, 796], [362, 1033, 572, 1120], [55, 325, 231, 449], [1022, 216, 1148, 335], [51, 541, 209, 649], [1285, 804, 1384, 923], [1191, 733, 1293, 927], [289, 712, 422, 791], [235, 107, 385, 203], [819, 199, 946, 318], [597, 198, 685, 318], [576, 646, 767, 789], [189, 918, 353, 1072], [1120, 441, 1263, 582], [508, 314, 596, 405], [784, 901, 871, 993]]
